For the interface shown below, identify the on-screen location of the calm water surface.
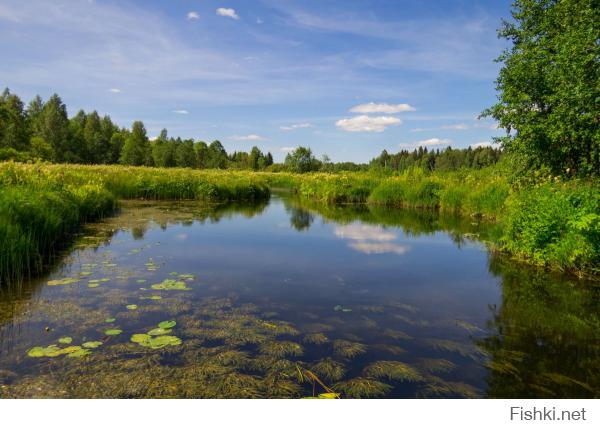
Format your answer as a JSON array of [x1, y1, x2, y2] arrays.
[[0, 195, 598, 398]]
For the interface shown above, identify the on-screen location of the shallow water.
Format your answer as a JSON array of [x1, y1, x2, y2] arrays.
[[0, 195, 598, 398]]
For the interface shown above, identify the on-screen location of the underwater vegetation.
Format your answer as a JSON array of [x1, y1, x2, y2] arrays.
[[333, 377, 392, 399], [362, 361, 423, 382]]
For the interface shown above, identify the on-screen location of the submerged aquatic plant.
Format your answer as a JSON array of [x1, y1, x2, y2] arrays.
[[258, 341, 303, 358], [310, 358, 346, 382], [382, 328, 412, 340], [363, 360, 423, 382], [333, 377, 392, 399], [332, 340, 367, 359], [417, 358, 457, 375], [302, 333, 329, 345]]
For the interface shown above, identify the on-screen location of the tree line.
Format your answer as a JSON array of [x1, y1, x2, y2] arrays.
[[0, 89, 273, 170]]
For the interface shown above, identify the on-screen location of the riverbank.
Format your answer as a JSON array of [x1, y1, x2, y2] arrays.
[[0, 162, 270, 285], [1, 162, 598, 285]]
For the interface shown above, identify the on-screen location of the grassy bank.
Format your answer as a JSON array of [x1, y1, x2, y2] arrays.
[[269, 167, 599, 278], [1, 161, 598, 284], [0, 162, 270, 285]]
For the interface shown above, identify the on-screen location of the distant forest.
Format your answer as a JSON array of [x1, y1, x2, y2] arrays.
[[0, 88, 502, 173]]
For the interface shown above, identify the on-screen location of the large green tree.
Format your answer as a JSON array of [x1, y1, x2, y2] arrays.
[[0, 89, 29, 152], [483, 0, 599, 177], [39, 94, 70, 162], [120, 121, 150, 166]]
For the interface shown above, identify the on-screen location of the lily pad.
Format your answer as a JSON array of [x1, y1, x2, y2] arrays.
[[104, 318, 116, 323], [104, 329, 122, 336], [151, 279, 190, 291], [79, 271, 93, 277], [178, 274, 195, 280], [131, 334, 151, 344], [158, 320, 176, 329], [82, 341, 103, 349], [58, 337, 72, 344], [47, 278, 79, 286], [148, 328, 172, 336], [126, 304, 138, 310], [130, 334, 182, 349], [67, 348, 91, 358]]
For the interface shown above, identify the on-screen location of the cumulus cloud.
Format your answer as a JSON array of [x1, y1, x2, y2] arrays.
[[229, 134, 265, 141], [415, 138, 452, 146], [280, 123, 313, 131], [336, 115, 401, 132], [216, 8, 239, 20], [279, 146, 297, 152], [350, 102, 415, 114], [108, 88, 121, 93], [187, 11, 199, 20], [172, 109, 189, 114]]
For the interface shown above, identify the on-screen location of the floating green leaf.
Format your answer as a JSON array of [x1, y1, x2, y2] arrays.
[[150, 279, 191, 291], [82, 341, 103, 349], [131, 334, 181, 349], [58, 337, 72, 344], [104, 329, 122, 336], [104, 318, 116, 323], [158, 320, 176, 329], [126, 304, 138, 310], [148, 328, 172, 336], [47, 277, 79, 286]]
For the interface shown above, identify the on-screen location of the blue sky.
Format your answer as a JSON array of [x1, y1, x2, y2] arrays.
[[0, 0, 510, 162]]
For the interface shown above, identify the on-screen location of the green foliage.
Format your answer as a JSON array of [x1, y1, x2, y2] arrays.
[[284, 147, 320, 173], [502, 181, 600, 274], [483, 0, 599, 178]]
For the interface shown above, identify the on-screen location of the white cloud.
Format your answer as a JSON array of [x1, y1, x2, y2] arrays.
[[279, 146, 297, 152], [415, 138, 452, 146], [280, 123, 313, 131], [229, 134, 265, 141], [470, 141, 499, 148], [173, 109, 189, 114], [256, 17, 264, 24], [108, 88, 121, 93], [336, 115, 401, 133], [441, 123, 469, 130], [187, 11, 199, 20], [216, 8, 239, 20], [350, 102, 415, 114]]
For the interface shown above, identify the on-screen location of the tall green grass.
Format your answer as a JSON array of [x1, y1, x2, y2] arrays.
[[0, 162, 270, 285]]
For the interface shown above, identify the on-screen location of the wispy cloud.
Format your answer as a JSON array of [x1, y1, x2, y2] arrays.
[[414, 138, 452, 146], [216, 8, 239, 20], [108, 88, 121, 93], [350, 102, 415, 114], [280, 123, 313, 131], [336, 115, 401, 133], [173, 109, 189, 115], [229, 134, 265, 141], [470, 141, 499, 148], [187, 11, 199, 21], [441, 123, 469, 130], [279, 146, 297, 152]]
